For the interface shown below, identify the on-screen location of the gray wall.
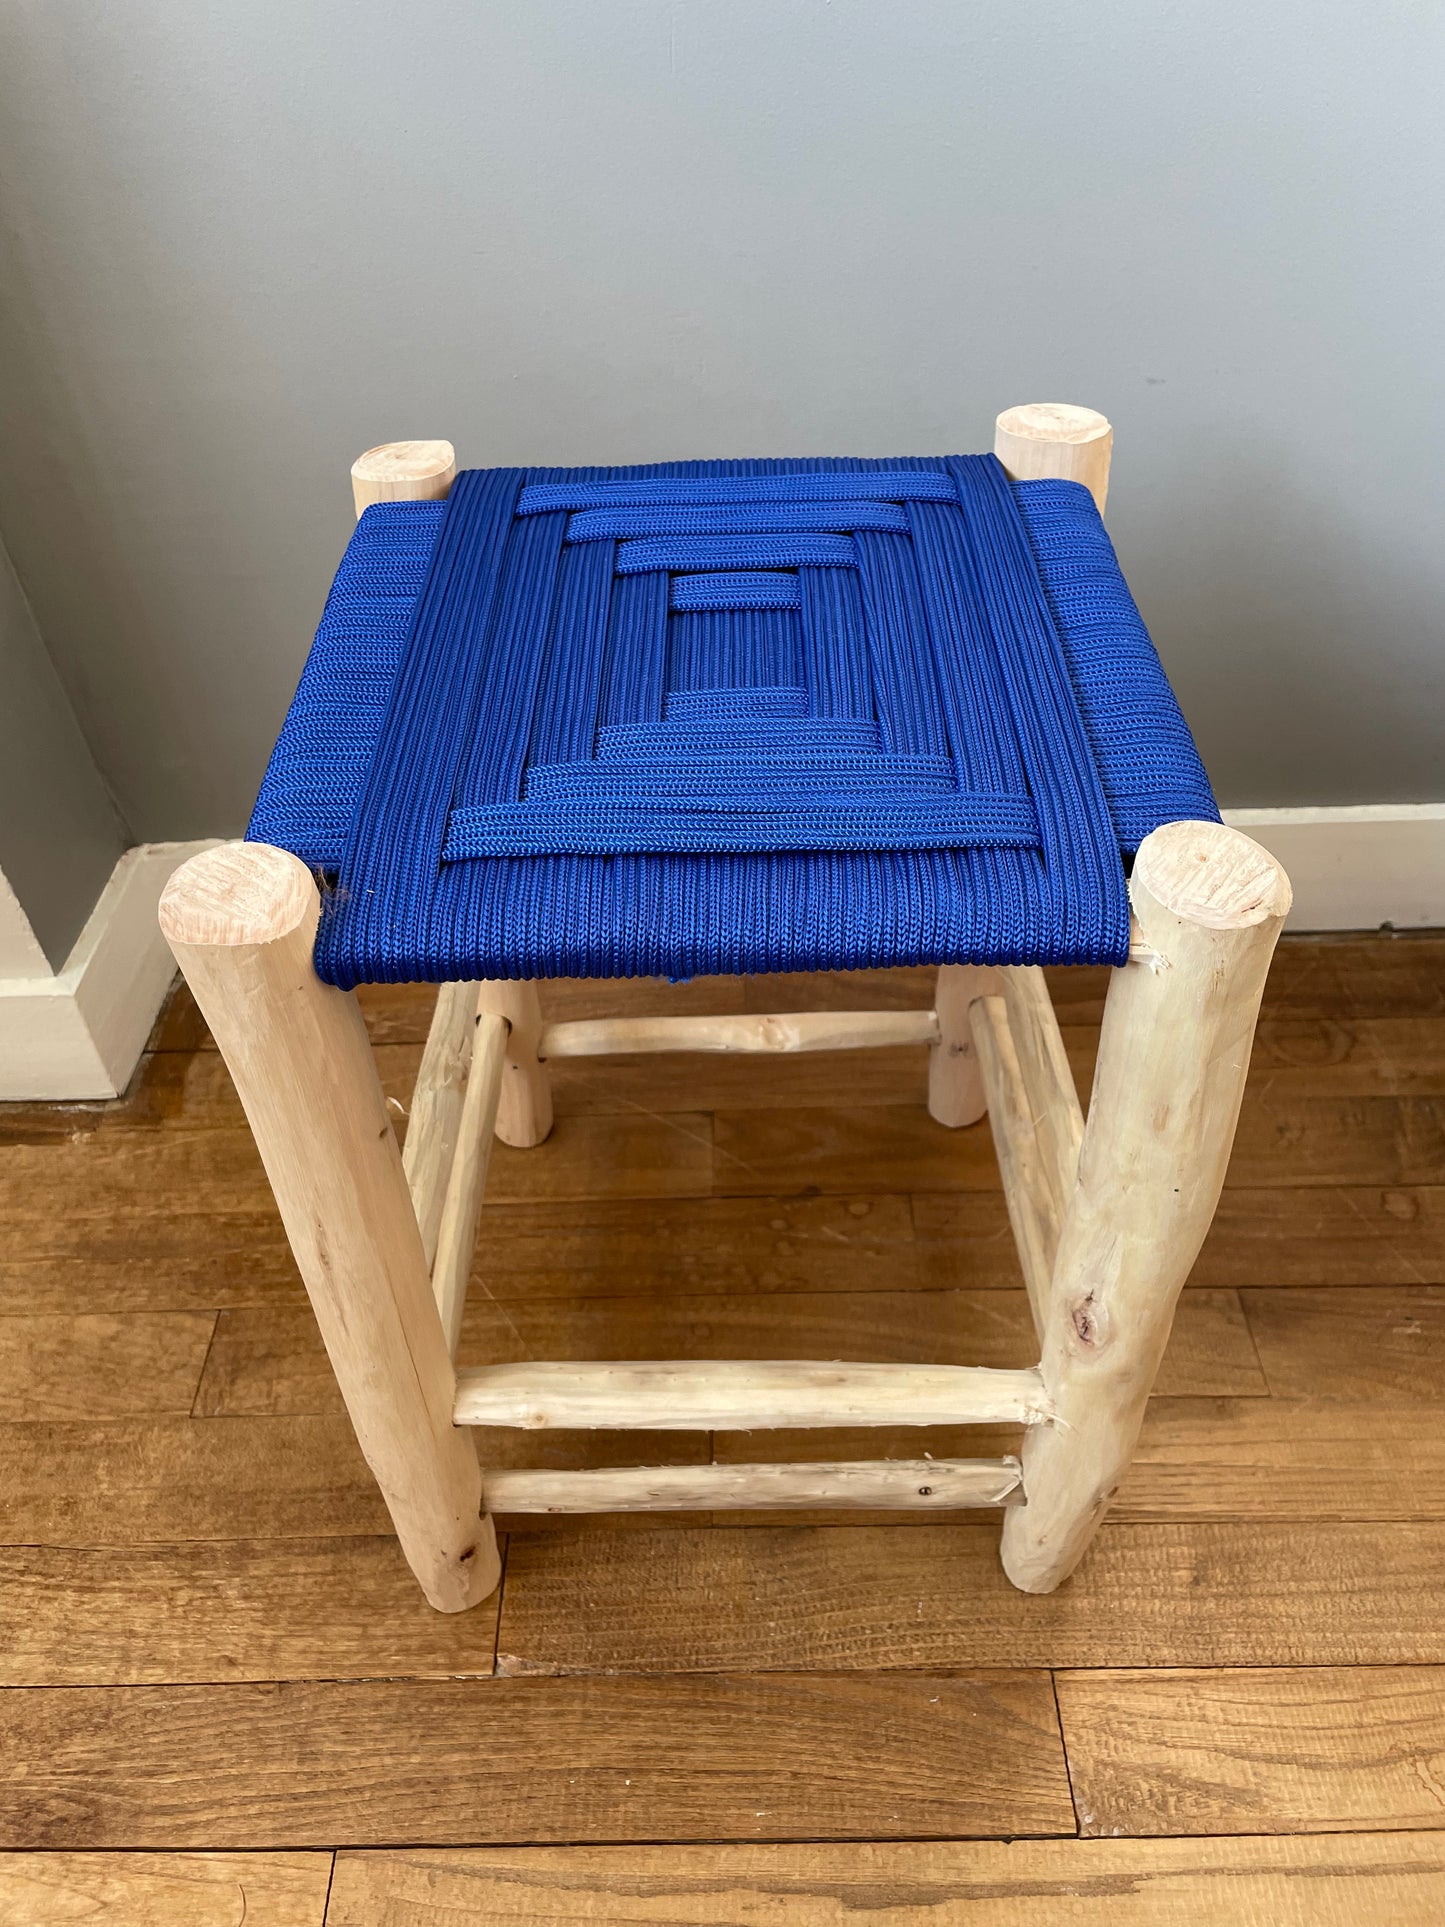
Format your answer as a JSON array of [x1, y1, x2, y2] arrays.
[[1, 0, 1441, 845], [0, 536, 126, 968]]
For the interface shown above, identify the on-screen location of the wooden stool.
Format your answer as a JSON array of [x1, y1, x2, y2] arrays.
[[160, 407, 1290, 1612]]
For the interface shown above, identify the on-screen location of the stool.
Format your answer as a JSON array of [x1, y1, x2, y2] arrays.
[[159, 404, 1291, 1614]]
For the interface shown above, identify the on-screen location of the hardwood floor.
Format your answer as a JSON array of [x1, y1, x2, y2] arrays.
[[1, 933, 1443, 1922]]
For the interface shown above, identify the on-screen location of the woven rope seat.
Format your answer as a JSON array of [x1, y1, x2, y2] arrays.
[[163, 412, 1290, 1611], [250, 450, 1217, 987]]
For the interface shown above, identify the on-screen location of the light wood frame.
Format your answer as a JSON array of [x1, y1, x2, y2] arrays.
[[159, 408, 1289, 1610]]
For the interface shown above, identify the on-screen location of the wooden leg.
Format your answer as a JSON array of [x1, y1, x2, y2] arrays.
[[159, 843, 499, 1612], [350, 439, 456, 513], [927, 964, 1001, 1127], [1000, 820, 1291, 1593], [476, 980, 553, 1147], [994, 403, 1112, 512], [968, 976, 1082, 1337], [403, 981, 481, 1269]]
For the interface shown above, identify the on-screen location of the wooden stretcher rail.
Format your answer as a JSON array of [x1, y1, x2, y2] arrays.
[[537, 1009, 941, 1058], [453, 1359, 1052, 1430], [483, 1456, 1024, 1513]]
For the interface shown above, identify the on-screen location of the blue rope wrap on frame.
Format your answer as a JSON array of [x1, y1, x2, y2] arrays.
[[1011, 480, 1219, 848], [250, 454, 1219, 986]]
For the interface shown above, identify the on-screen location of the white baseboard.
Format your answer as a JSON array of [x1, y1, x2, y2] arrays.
[[1222, 804, 1445, 932], [0, 840, 216, 1101]]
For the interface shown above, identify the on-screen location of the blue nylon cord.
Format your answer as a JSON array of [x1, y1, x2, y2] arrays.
[[799, 566, 873, 720], [669, 572, 801, 612], [524, 759, 960, 802], [251, 455, 1218, 986], [596, 717, 881, 757], [665, 609, 803, 692], [663, 687, 807, 721], [569, 501, 908, 540], [443, 794, 1040, 858], [598, 570, 669, 729], [618, 533, 857, 575], [518, 470, 957, 512], [1012, 481, 1218, 845]]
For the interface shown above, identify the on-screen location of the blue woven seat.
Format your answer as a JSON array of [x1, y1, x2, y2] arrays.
[[249, 453, 1218, 987]]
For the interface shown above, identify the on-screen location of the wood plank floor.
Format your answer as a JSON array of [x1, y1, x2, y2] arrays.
[[1, 931, 1443, 1922]]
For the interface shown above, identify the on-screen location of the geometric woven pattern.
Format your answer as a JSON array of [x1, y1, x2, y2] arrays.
[[250, 454, 1218, 987]]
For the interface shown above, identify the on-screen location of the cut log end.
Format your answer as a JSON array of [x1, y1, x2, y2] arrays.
[[993, 402, 1113, 513], [351, 440, 457, 514], [158, 841, 317, 949], [995, 403, 1111, 447], [1134, 820, 1293, 932]]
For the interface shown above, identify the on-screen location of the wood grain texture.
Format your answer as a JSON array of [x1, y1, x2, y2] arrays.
[[0, 1539, 501, 1686], [1003, 821, 1289, 1593], [926, 961, 997, 1127], [969, 994, 1073, 1315], [1183, 1183, 1445, 1288], [519, 1040, 936, 1115], [0, 1851, 332, 1925], [476, 980, 553, 1149], [9, 1177, 1443, 1321], [1034, 934, 1445, 1027], [0, 1415, 387, 1543], [30, 1012, 1445, 1134], [431, 1008, 508, 1352], [0, 1312, 215, 1418], [915, 1185, 1445, 1290], [484, 1457, 1021, 1514], [16, 1395, 1430, 1559], [6, 931, 1444, 1866], [1244, 1286, 1445, 1397], [402, 981, 479, 1269], [996, 402, 1113, 510], [1234, 934, 1445, 1021], [1058, 1666, 1445, 1837], [709, 1396, 1445, 1525], [447, 1193, 926, 1300], [713, 1095, 1445, 1197], [1244, 1014, 1445, 1097], [350, 439, 455, 514], [191, 1287, 1262, 1418], [0, 1415, 706, 1545], [0, 1211, 306, 1314], [1116, 1395, 1445, 1521], [0, 1673, 1071, 1848], [453, 1357, 1050, 1431], [0, 1192, 924, 1315], [713, 1104, 1002, 1195], [0, 1109, 713, 1218], [540, 1008, 939, 1057], [496, 1520, 1445, 1674], [326, 1833, 1445, 1925]]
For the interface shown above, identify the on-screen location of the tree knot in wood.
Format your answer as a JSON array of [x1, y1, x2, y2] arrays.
[[1072, 1291, 1102, 1347]]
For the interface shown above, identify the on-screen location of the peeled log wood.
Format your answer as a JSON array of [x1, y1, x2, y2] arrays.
[[455, 1359, 1052, 1430], [484, 1457, 1023, 1513]]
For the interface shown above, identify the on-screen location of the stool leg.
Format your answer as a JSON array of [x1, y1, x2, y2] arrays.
[[476, 980, 553, 1147], [928, 965, 1001, 1127], [159, 842, 499, 1612], [1001, 821, 1290, 1592]]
